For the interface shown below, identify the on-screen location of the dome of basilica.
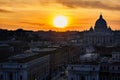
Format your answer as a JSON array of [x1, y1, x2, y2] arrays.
[[95, 14, 107, 26], [94, 14, 108, 32]]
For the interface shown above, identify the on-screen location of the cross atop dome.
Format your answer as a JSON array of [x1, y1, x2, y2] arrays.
[[100, 14, 103, 19]]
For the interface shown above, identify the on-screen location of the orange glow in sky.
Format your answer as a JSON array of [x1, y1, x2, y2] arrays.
[[0, 0, 120, 31]]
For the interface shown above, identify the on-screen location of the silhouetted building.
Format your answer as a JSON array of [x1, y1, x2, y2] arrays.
[[84, 14, 114, 46], [0, 44, 14, 61]]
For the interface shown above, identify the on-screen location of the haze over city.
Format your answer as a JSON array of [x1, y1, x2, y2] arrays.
[[0, 0, 120, 31], [0, 1, 120, 80]]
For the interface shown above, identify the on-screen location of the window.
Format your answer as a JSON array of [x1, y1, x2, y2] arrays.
[[20, 75, 22, 80], [71, 66, 73, 69], [112, 67, 114, 70], [104, 66, 106, 70], [118, 66, 120, 70], [20, 65, 22, 68], [81, 76, 85, 80], [103, 77, 106, 80], [100, 66, 103, 70], [71, 77, 73, 80], [0, 75, 3, 79], [93, 67, 95, 70], [0, 64, 2, 68], [113, 58, 115, 60], [9, 73, 13, 80]]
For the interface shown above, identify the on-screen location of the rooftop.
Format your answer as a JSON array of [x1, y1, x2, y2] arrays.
[[80, 53, 99, 61], [8, 53, 38, 60], [6, 48, 57, 63], [25, 48, 56, 53]]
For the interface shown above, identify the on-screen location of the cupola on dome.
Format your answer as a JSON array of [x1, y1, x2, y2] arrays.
[[95, 14, 107, 27]]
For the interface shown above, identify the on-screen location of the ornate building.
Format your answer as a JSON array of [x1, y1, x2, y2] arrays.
[[67, 52, 120, 80], [84, 14, 114, 46], [0, 49, 50, 80]]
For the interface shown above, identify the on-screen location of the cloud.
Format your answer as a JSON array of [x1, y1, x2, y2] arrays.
[[110, 20, 120, 24], [57, 0, 120, 11], [0, 0, 55, 7], [20, 22, 47, 26], [0, 8, 13, 13]]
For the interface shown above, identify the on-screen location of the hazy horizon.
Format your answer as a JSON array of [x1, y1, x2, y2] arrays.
[[0, 0, 120, 31]]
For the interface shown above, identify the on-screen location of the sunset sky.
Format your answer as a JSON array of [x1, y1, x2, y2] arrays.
[[0, 0, 120, 31]]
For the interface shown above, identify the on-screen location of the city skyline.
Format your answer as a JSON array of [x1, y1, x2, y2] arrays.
[[0, 0, 120, 31]]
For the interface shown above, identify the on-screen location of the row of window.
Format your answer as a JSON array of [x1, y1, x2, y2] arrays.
[[70, 66, 97, 71], [70, 66, 120, 71], [0, 74, 23, 80], [0, 64, 23, 68], [70, 75, 120, 80], [70, 76, 95, 80]]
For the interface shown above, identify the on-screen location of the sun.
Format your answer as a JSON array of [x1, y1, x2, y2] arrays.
[[53, 15, 68, 28]]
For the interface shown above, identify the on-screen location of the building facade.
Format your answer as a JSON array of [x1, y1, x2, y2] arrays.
[[67, 64, 100, 80], [84, 14, 114, 46], [67, 52, 120, 80], [0, 52, 50, 80]]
